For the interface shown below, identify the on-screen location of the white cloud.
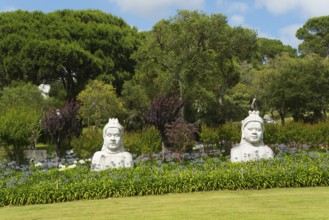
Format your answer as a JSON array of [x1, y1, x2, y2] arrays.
[[254, 0, 295, 14], [279, 24, 303, 49], [110, 0, 205, 18], [228, 2, 248, 13], [230, 15, 245, 26], [255, 0, 329, 18], [1, 6, 17, 12]]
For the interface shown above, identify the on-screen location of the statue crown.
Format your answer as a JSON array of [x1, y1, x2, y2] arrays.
[[241, 111, 263, 128], [103, 118, 123, 136]]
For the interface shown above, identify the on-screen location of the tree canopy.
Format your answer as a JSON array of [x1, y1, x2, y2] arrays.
[[257, 38, 297, 62], [77, 80, 125, 129], [0, 82, 44, 164], [0, 10, 141, 99], [128, 10, 259, 125], [296, 15, 329, 57], [2, 9, 329, 162]]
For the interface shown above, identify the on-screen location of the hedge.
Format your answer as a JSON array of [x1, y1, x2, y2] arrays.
[[1, 151, 329, 206]]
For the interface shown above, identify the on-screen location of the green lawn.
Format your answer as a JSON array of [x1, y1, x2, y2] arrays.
[[1, 187, 328, 220]]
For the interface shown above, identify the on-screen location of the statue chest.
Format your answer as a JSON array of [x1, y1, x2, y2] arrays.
[[100, 154, 128, 168]]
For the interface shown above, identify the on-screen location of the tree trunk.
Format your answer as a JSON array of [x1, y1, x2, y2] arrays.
[[279, 109, 285, 126], [162, 142, 165, 161], [14, 145, 24, 165]]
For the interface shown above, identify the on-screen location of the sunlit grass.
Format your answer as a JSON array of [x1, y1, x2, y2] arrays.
[[1, 187, 328, 220]]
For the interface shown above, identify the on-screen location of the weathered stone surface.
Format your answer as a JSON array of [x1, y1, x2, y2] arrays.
[[25, 150, 48, 162], [231, 111, 274, 162], [91, 118, 133, 171]]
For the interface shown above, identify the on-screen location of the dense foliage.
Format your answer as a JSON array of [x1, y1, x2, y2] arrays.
[[147, 93, 184, 142], [77, 80, 125, 129], [0, 10, 140, 98], [70, 129, 103, 159], [0, 82, 45, 164], [1, 151, 329, 207], [42, 101, 82, 157], [124, 126, 162, 158], [200, 121, 329, 152], [128, 10, 259, 125], [0, 9, 328, 163], [296, 15, 329, 57]]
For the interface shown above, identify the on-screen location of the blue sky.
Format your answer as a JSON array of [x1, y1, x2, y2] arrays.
[[1, 0, 329, 49]]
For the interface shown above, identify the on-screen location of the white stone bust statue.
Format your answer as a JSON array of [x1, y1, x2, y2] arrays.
[[231, 111, 274, 162], [91, 118, 133, 171], [38, 83, 51, 98]]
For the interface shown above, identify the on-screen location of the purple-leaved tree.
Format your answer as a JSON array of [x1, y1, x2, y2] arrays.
[[42, 101, 82, 158]]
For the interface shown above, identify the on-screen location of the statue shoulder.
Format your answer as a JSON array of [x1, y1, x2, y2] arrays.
[[92, 151, 104, 161], [230, 144, 242, 162], [231, 144, 242, 152], [264, 145, 274, 155], [121, 151, 133, 168], [91, 151, 106, 171], [122, 151, 133, 160]]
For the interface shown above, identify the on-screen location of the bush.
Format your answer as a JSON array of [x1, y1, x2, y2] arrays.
[[218, 123, 241, 143], [42, 101, 82, 158], [71, 129, 102, 159], [140, 126, 162, 157], [199, 124, 220, 145], [124, 126, 162, 158], [124, 130, 142, 156], [1, 151, 329, 206], [201, 120, 329, 152], [264, 121, 329, 150], [200, 123, 240, 144]]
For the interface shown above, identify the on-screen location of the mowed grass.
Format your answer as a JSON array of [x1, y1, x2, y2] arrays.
[[1, 187, 329, 220]]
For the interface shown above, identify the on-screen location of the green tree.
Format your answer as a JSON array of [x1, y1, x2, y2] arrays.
[[140, 126, 162, 158], [0, 10, 141, 98], [0, 82, 44, 164], [296, 15, 329, 57], [77, 80, 125, 129], [257, 38, 297, 62], [223, 62, 258, 122], [121, 80, 150, 130], [0, 106, 41, 164], [258, 53, 329, 124], [129, 10, 258, 125]]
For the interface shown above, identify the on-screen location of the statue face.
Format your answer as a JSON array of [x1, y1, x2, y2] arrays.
[[243, 121, 263, 144], [104, 127, 123, 152]]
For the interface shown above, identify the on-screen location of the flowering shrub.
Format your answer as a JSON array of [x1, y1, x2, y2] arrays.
[[1, 151, 329, 207]]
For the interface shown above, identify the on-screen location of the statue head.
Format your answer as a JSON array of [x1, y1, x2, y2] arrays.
[[101, 118, 124, 153], [241, 111, 264, 145]]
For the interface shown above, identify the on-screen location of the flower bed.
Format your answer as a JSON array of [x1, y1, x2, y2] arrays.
[[1, 151, 329, 206]]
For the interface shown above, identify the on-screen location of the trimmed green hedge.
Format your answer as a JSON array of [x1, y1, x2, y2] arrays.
[[1, 151, 329, 206]]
